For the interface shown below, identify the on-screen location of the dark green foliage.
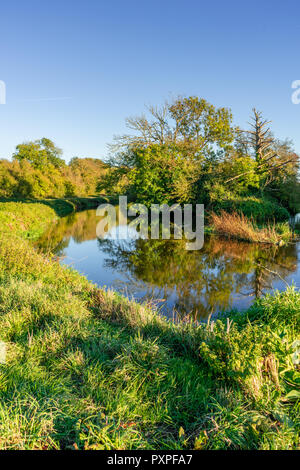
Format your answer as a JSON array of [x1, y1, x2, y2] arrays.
[[210, 195, 290, 223], [125, 144, 199, 205]]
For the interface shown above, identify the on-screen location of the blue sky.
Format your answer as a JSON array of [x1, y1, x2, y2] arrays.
[[1, 0, 300, 161]]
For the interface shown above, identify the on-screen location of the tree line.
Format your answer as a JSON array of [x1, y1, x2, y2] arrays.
[[1, 96, 299, 221], [0, 138, 107, 199]]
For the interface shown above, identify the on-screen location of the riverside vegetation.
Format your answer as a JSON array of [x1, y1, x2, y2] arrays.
[[0, 95, 299, 450], [0, 98, 299, 242], [99, 97, 300, 243], [0, 199, 299, 450]]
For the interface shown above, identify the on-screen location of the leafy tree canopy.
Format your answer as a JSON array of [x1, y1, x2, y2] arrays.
[[110, 96, 236, 161], [13, 138, 65, 169]]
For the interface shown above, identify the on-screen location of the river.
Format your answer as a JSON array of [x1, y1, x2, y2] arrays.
[[36, 208, 300, 320]]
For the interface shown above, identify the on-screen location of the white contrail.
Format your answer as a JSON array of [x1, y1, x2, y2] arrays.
[[18, 96, 72, 102]]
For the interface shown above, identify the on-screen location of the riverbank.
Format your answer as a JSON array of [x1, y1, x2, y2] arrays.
[[0, 199, 299, 450], [0, 197, 296, 245], [0, 196, 109, 239]]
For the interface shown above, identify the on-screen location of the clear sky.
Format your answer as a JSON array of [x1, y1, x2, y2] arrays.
[[1, 0, 300, 162]]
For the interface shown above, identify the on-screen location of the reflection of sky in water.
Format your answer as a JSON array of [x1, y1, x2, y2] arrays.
[[105, 225, 143, 241], [39, 209, 300, 321]]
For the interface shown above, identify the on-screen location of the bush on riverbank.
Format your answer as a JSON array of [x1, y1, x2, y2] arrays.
[[0, 200, 298, 450]]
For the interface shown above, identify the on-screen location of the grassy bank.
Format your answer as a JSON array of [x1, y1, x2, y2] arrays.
[[0, 195, 108, 218], [0, 200, 299, 450], [0, 196, 108, 241]]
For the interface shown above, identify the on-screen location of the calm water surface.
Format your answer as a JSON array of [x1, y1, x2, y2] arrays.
[[37, 209, 300, 320]]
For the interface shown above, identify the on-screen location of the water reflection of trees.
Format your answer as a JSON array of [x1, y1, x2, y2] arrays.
[[98, 236, 298, 319], [36, 206, 126, 255], [36, 209, 298, 319], [36, 209, 99, 255]]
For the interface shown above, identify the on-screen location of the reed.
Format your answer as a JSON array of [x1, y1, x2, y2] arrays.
[[210, 211, 292, 244]]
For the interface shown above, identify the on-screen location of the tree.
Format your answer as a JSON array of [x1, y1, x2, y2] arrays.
[[13, 138, 65, 169], [103, 97, 236, 203], [266, 139, 300, 214], [68, 157, 108, 195], [110, 96, 235, 160], [225, 109, 298, 191]]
